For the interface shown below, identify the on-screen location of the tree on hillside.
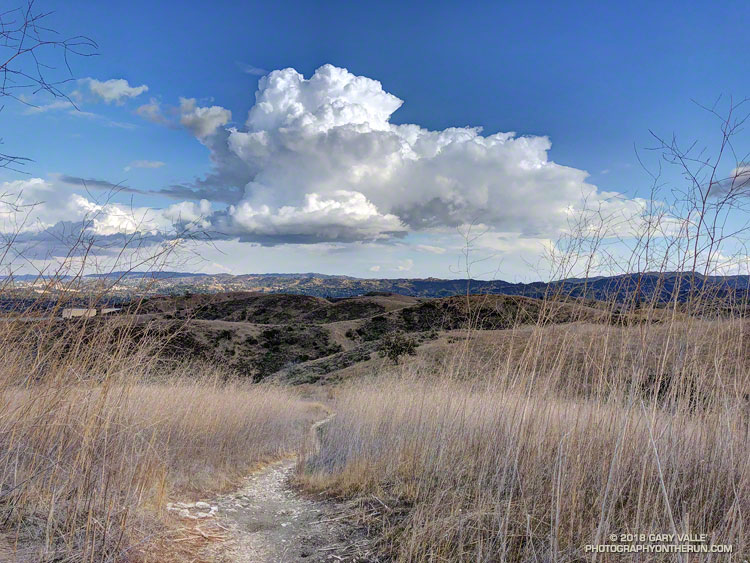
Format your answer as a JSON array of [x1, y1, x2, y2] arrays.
[[378, 331, 417, 365]]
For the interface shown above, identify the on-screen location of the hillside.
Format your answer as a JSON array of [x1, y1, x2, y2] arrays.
[[117, 292, 619, 383]]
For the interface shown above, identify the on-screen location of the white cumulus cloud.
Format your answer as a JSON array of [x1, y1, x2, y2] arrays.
[[86, 78, 149, 104], [215, 190, 404, 244], [0, 179, 208, 257], [179, 98, 232, 139], [8, 65, 653, 260], [66, 194, 164, 236], [182, 64, 642, 245], [162, 199, 213, 230]]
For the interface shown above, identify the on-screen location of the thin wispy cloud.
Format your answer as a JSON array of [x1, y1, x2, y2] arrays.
[[124, 160, 165, 172], [22, 100, 75, 114], [237, 62, 269, 76], [68, 109, 136, 129], [395, 259, 414, 272], [23, 101, 136, 129], [415, 244, 446, 255], [59, 175, 147, 195], [156, 183, 243, 204]]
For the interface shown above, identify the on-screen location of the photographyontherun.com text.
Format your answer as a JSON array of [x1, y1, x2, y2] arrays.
[[585, 534, 732, 554]]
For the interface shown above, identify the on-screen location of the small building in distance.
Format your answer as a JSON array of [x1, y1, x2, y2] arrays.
[[62, 307, 121, 319], [62, 308, 97, 319]]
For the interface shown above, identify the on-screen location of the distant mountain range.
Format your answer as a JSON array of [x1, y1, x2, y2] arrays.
[[4, 271, 750, 302], [107, 271, 750, 302]]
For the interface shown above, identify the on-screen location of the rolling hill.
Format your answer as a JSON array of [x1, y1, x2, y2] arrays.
[[121, 292, 619, 383]]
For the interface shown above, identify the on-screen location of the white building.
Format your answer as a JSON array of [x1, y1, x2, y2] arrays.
[[62, 308, 97, 319], [61, 307, 122, 318]]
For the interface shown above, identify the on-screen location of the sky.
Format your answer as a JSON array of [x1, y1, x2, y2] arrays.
[[1, 0, 749, 280]]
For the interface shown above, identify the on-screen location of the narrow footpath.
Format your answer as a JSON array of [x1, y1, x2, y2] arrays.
[[173, 414, 378, 562]]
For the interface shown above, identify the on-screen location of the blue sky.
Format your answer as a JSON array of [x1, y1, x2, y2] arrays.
[[1, 0, 749, 279]]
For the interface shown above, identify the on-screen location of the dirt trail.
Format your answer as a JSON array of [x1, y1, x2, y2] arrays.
[[195, 414, 373, 562]]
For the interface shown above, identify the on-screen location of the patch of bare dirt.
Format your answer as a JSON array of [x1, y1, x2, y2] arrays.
[[199, 458, 374, 562], [168, 415, 379, 562]]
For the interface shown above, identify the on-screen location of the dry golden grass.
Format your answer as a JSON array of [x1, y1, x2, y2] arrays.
[[408, 318, 750, 403], [0, 314, 320, 562], [302, 317, 750, 561]]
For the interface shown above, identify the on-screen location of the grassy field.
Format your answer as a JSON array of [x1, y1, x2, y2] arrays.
[[0, 284, 748, 561], [301, 317, 750, 561], [0, 314, 321, 561]]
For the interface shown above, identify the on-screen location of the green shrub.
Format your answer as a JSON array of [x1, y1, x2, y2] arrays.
[[378, 331, 417, 364]]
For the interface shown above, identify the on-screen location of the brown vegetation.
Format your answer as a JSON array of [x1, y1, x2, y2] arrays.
[[301, 315, 750, 561], [0, 313, 319, 561]]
